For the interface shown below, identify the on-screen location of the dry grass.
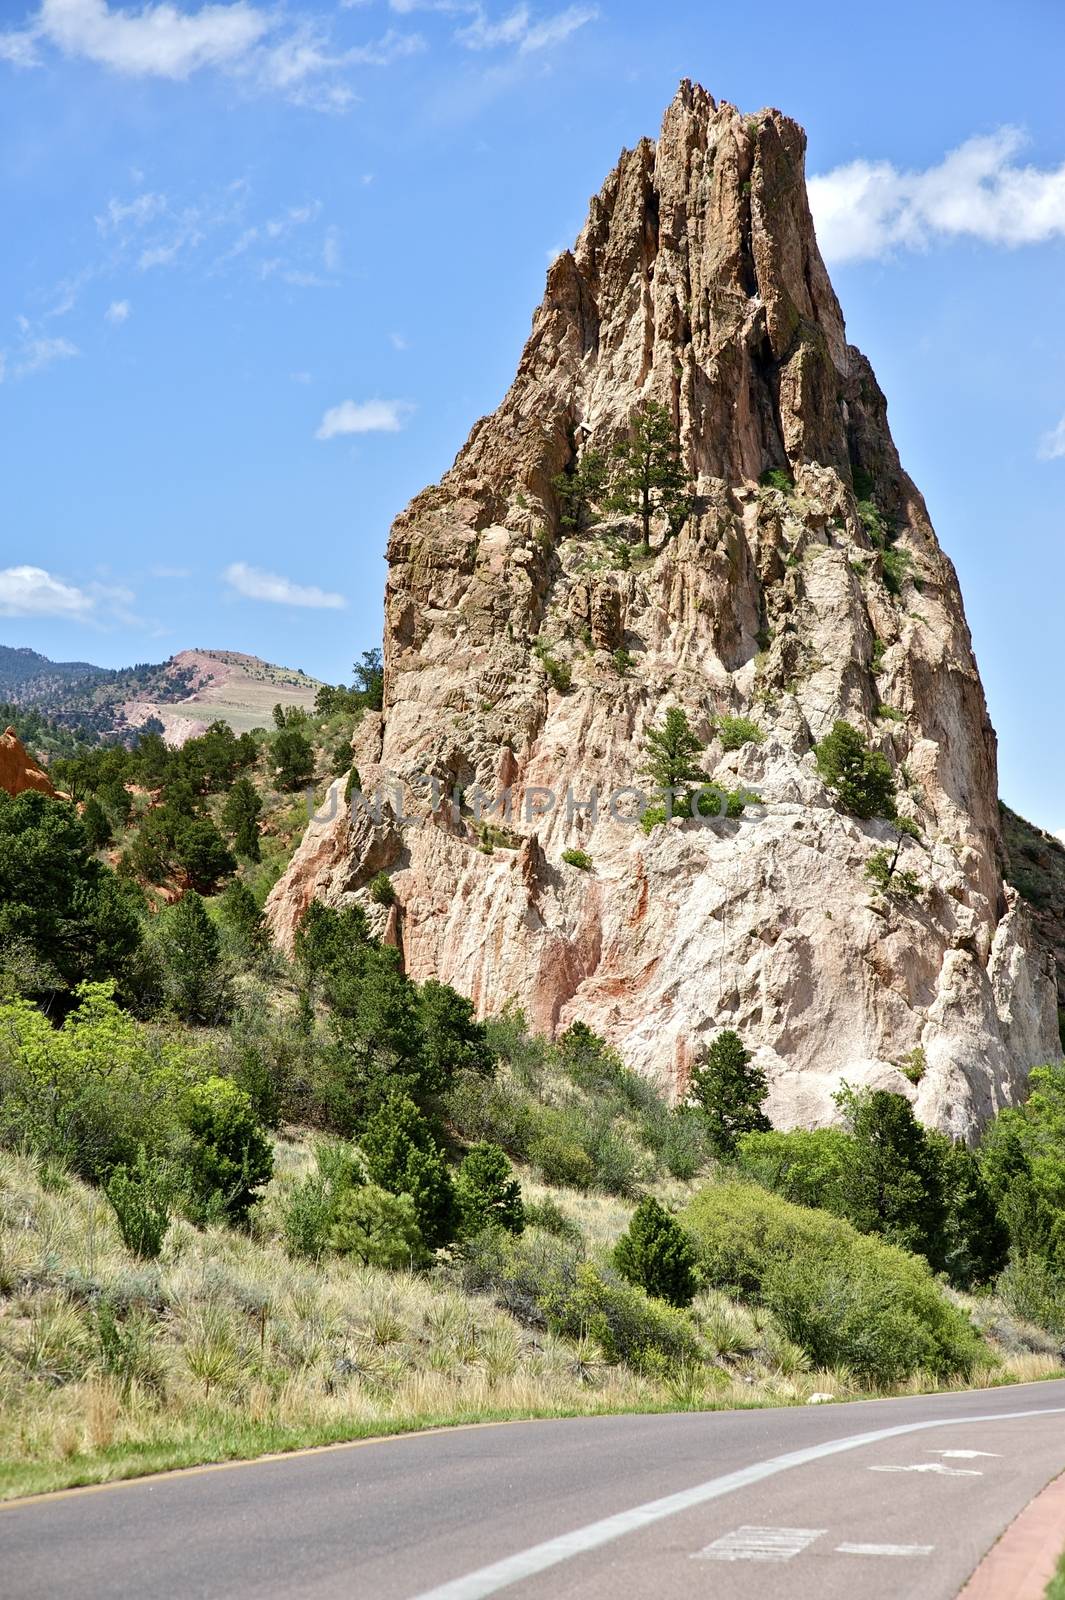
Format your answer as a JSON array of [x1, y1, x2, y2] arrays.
[[0, 1145, 1061, 1503]]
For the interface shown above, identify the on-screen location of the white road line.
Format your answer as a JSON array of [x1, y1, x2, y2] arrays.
[[933, 1450, 1000, 1459], [692, 1525, 825, 1562], [836, 1542, 933, 1557], [870, 1463, 983, 1476], [404, 1404, 1065, 1600]]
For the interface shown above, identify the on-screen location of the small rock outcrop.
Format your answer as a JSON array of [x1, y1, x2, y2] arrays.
[[0, 727, 55, 799], [268, 82, 1058, 1138]]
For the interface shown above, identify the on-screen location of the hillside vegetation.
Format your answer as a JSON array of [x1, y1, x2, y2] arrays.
[[1, 663, 1065, 1499]]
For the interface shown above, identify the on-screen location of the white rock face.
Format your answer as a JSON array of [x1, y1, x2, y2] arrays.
[[268, 82, 1058, 1138]]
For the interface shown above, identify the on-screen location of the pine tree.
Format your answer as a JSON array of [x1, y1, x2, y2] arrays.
[[221, 776, 262, 861], [81, 796, 112, 851], [688, 1030, 769, 1156], [151, 891, 229, 1024], [814, 720, 896, 820], [455, 1142, 524, 1236], [272, 728, 315, 791], [606, 400, 691, 553], [614, 1195, 698, 1306], [552, 447, 608, 532], [835, 1087, 947, 1261], [641, 707, 707, 794]]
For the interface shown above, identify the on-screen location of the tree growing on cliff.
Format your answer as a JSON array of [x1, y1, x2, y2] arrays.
[[607, 400, 692, 554], [641, 707, 707, 795], [688, 1030, 769, 1156], [814, 720, 896, 820], [553, 447, 608, 533]]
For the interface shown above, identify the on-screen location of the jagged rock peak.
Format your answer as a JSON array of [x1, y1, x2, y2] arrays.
[[268, 83, 1058, 1140]]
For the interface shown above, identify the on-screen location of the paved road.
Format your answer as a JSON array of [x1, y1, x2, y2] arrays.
[[3, 1381, 1065, 1600]]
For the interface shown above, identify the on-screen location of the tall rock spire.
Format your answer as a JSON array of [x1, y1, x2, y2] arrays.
[[268, 83, 1057, 1137]]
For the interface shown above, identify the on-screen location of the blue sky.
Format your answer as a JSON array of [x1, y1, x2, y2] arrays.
[[1, 0, 1064, 834]]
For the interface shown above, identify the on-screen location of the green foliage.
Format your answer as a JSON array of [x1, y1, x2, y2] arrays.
[[996, 1252, 1065, 1336], [359, 1093, 458, 1249], [172, 816, 236, 893], [881, 546, 912, 595], [688, 1030, 769, 1156], [418, 979, 494, 1093], [217, 880, 266, 961], [639, 786, 754, 833], [736, 1127, 854, 1213], [522, 1195, 582, 1241], [328, 1184, 427, 1267], [149, 893, 230, 1025], [980, 1064, 1065, 1271], [0, 983, 206, 1182], [455, 1141, 524, 1236], [865, 845, 921, 898], [561, 848, 593, 870], [758, 467, 794, 495], [221, 777, 262, 862], [641, 706, 706, 793], [833, 1086, 947, 1261], [368, 870, 395, 906], [614, 1196, 698, 1307], [106, 1150, 171, 1259], [606, 400, 692, 551], [315, 649, 384, 717], [611, 647, 635, 675], [271, 727, 315, 791], [552, 447, 608, 532], [526, 1129, 596, 1191], [814, 720, 897, 820], [81, 796, 112, 850], [534, 644, 572, 694], [178, 1076, 273, 1226], [0, 790, 142, 1001], [716, 715, 763, 751], [683, 1183, 986, 1382]]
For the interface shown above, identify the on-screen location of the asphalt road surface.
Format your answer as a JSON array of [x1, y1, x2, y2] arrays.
[[4, 1380, 1065, 1600]]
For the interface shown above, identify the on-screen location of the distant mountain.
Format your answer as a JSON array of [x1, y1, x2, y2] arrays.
[[0, 645, 323, 747]]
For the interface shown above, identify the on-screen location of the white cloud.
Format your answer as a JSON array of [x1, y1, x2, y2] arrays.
[[0, 0, 424, 109], [95, 192, 168, 234], [1038, 416, 1065, 461], [389, 331, 409, 350], [223, 561, 347, 609], [455, 2, 596, 50], [0, 565, 95, 618], [809, 128, 1065, 265], [322, 225, 341, 273], [2, 332, 80, 379], [17, 0, 269, 79], [315, 397, 413, 438], [105, 298, 130, 324]]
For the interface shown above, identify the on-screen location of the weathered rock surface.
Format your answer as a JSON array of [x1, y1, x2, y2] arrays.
[[0, 727, 55, 798], [268, 81, 1059, 1137]]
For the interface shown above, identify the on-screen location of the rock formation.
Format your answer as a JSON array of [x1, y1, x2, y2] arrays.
[[268, 81, 1059, 1137], [0, 727, 55, 799]]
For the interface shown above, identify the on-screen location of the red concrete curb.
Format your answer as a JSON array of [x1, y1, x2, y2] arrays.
[[958, 1470, 1065, 1599]]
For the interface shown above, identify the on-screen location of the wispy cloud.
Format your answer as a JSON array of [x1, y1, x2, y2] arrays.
[[0, 324, 79, 381], [316, 397, 414, 438], [0, 0, 424, 111], [809, 128, 1065, 264], [105, 299, 130, 324], [1038, 416, 1065, 462], [455, 3, 597, 50], [223, 561, 347, 609]]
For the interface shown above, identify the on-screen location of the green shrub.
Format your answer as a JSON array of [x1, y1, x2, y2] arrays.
[[455, 1141, 524, 1236], [561, 848, 593, 870], [997, 1253, 1065, 1336], [688, 1030, 769, 1156], [640, 786, 752, 833], [369, 871, 395, 907], [865, 847, 921, 898], [444, 1074, 537, 1158], [735, 1127, 854, 1213], [359, 1093, 458, 1249], [611, 647, 635, 675], [106, 1152, 171, 1260], [614, 1197, 698, 1307], [282, 1175, 335, 1261], [523, 1196, 582, 1242], [716, 715, 763, 751], [528, 1131, 596, 1190], [684, 1183, 985, 1383], [550, 1262, 702, 1373], [328, 1184, 427, 1268], [813, 720, 896, 820], [535, 645, 572, 694], [759, 467, 793, 495], [657, 1108, 710, 1180], [881, 545, 912, 595], [178, 1076, 274, 1226], [149, 892, 231, 1025]]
